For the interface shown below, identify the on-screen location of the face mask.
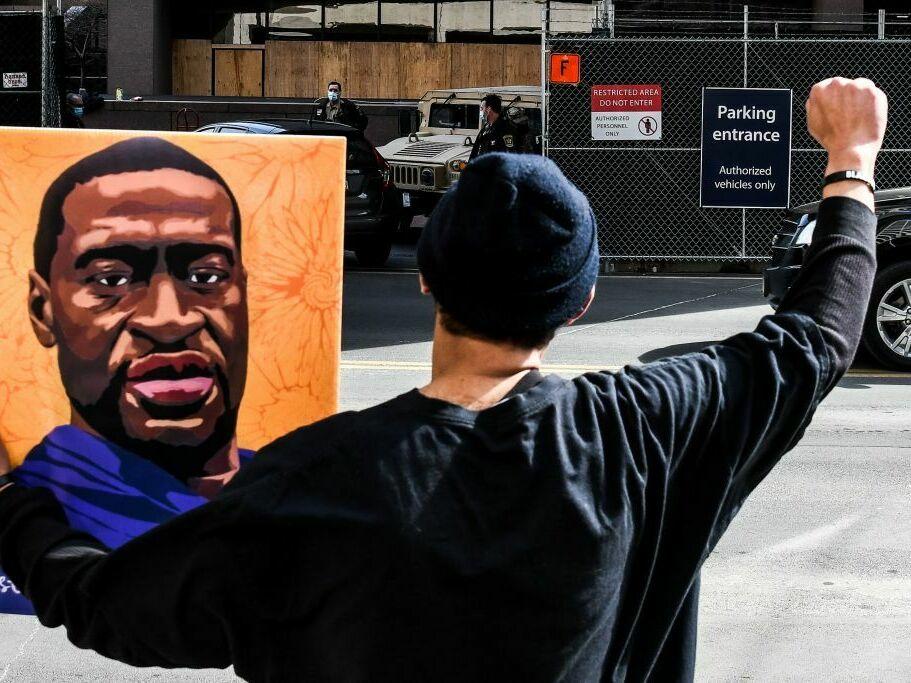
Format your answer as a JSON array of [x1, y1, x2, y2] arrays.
[[73, 107, 85, 117], [328, 91, 340, 102]]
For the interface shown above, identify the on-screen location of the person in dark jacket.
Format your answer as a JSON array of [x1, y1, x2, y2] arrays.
[[0, 77, 888, 682], [469, 94, 525, 160], [313, 80, 367, 131]]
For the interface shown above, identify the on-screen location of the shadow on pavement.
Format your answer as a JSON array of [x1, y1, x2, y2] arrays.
[[342, 246, 766, 353], [837, 374, 911, 390], [583, 277, 764, 325], [638, 341, 722, 363]]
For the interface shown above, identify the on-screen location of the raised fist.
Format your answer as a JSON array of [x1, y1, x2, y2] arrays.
[[806, 77, 887, 177]]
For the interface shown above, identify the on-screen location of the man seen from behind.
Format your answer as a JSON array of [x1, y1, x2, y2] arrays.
[[0, 78, 888, 681]]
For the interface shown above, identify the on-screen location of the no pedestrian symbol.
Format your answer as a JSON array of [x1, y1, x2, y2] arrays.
[[639, 116, 658, 136]]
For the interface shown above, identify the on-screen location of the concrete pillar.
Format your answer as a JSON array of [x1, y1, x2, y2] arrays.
[[107, 0, 172, 96]]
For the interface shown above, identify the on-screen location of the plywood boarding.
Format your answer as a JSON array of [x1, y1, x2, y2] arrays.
[[505, 44, 540, 86], [172, 40, 212, 96], [265, 40, 321, 98], [449, 43, 507, 89], [345, 42, 381, 99], [318, 42, 350, 98], [231, 42, 540, 100], [395, 43, 450, 99], [214, 48, 264, 97], [375, 43, 405, 99]]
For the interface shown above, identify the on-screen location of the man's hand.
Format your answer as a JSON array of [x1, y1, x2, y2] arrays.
[[806, 77, 888, 210]]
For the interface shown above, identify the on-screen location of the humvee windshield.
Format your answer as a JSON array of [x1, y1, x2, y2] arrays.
[[428, 103, 480, 129]]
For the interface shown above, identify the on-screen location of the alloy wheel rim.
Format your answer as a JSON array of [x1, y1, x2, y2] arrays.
[[876, 277, 911, 358]]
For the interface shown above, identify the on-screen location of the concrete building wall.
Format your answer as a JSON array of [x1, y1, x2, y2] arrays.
[[107, 0, 171, 95]]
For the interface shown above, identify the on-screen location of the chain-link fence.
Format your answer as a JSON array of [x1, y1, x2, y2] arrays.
[[0, 11, 44, 126], [544, 7, 911, 261], [0, 9, 62, 128]]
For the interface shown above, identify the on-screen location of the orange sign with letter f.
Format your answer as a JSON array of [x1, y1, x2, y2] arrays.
[[550, 53, 581, 84]]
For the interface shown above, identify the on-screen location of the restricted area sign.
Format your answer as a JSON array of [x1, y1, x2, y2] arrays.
[[591, 85, 662, 141], [700, 87, 792, 208], [550, 53, 580, 84]]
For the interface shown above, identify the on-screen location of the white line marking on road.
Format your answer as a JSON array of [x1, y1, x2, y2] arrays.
[[758, 515, 861, 555], [0, 623, 40, 682]]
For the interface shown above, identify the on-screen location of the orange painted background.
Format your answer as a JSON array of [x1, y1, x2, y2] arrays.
[[0, 128, 346, 465]]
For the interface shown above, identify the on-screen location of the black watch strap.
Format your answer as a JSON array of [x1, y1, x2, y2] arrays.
[[823, 170, 876, 193], [0, 473, 14, 491]]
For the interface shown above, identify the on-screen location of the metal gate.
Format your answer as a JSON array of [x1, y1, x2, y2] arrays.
[[543, 8, 911, 261], [0, 9, 62, 128]]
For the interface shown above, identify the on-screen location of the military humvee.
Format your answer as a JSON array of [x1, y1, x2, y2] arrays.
[[377, 86, 542, 226]]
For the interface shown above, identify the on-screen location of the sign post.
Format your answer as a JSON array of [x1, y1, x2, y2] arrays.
[[700, 88, 792, 208], [591, 84, 662, 141]]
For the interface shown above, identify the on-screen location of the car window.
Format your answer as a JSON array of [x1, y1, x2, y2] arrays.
[[428, 103, 479, 129], [346, 137, 377, 167], [217, 126, 251, 134], [196, 126, 218, 134]]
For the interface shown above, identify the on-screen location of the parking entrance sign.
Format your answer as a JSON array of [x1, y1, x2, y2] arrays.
[[591, 85, 662, 140], [700, 88, 792, 208]]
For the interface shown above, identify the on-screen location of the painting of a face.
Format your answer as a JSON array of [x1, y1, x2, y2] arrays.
[[29, 166, 249, 467], [0, 129, 344, 471]]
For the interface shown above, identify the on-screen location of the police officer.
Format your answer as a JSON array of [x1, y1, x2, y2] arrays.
[[313, 81, 368, 132], [469, 94, 523, 160]]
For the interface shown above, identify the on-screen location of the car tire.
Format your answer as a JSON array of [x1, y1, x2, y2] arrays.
[[862, 260, 911, 371], [354, 238, 392, 268]]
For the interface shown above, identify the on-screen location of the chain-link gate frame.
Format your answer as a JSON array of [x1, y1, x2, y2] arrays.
[[0, 8, 62, 128], [542, 9, 911, 262]]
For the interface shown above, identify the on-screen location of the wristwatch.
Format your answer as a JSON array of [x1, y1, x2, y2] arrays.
[[823, 170, 876, 193]]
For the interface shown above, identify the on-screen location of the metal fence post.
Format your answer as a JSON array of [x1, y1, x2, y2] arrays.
[[541, 5, 549, 158], [40, 0, 48, 127], [743, 5, 749, 256], [878, 9, 886, 39]]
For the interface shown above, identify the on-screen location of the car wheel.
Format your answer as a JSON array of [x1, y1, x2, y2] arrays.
[[354, 238, 392, 268], [862, 261, 911, 371]]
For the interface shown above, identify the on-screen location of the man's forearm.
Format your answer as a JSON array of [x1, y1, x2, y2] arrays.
[[776, 194, 877, 379], [0, 484, 105, 595], [0, 481, 234, 669]]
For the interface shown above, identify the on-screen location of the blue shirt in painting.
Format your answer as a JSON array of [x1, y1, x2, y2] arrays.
[[0, 425, 252, 614]]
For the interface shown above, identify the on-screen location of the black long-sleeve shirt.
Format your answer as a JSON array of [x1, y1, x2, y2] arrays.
[[0, 197, 877, 682]]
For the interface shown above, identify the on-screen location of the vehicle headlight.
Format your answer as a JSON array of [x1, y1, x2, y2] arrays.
[[794, 219, 817, 246], [449, 160, 468, 172]]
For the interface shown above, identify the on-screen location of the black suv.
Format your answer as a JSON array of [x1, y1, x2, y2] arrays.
[[764, 187, 911, 370], [196, 120, 401, 267]]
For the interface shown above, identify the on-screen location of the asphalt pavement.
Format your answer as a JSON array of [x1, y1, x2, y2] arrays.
[[1, 247, 909, 681]]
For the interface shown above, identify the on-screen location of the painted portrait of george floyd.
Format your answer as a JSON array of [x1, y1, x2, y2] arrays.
[[0, 129, 346, 613]]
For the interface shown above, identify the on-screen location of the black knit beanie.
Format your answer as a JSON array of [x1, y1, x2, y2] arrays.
[[417, 153, 599, 338]]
